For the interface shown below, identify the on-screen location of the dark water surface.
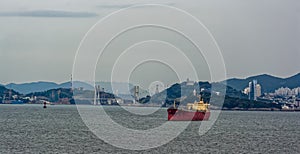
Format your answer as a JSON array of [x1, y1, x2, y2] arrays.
[[0, 105, 299, 153]]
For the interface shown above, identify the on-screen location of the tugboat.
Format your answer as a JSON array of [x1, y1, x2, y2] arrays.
[[167, 97, 210, 121]]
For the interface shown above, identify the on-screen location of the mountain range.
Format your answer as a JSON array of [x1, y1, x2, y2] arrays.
[[225, 73, 300, 93], [5, 81, 93, 94], [2, 72, 300, 95], [139, 81, 281, 109], [3, 81, 149, 96], [0, 85, 19, 96]]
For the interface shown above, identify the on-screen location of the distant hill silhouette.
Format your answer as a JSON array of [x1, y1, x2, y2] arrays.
[[224, 73, 300, 93], [5, 82, 59, 94], [5, 81, 94, 94], [139, 81, 279, 109], [94, 82, 149, 97], [0, 85, 18, 95], [0, 85, 19, 102], [4, 81, 148, 96], [59, 81, 94, 90]]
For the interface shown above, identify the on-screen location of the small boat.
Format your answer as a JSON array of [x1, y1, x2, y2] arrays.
[[167, 98, 210, 121]]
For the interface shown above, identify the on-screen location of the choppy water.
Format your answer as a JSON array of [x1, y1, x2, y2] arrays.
[[0, 104, 300, 153]]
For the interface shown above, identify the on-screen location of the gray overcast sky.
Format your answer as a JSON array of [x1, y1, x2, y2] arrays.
[[0, 0, 299, 85]]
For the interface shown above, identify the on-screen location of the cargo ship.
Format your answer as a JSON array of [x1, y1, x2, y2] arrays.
[[167, 98, 210, 121]]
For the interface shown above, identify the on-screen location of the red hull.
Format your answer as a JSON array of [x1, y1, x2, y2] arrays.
[[167, 108, 210, 121]]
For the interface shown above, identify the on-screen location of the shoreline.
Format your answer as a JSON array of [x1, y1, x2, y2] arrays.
[[219, 108, 300, 112], [2, 103, 300, 112]]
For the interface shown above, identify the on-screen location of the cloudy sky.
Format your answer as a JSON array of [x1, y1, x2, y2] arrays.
[[0, 0, 299, 86]]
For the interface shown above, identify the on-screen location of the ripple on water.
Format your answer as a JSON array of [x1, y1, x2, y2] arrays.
[[0, 105, 299, 153]]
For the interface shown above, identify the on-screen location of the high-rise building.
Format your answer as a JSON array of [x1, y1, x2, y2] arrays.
[[249, 81, 255, 100], [249, 80, 261, 101], [255, 84, 261, 97]]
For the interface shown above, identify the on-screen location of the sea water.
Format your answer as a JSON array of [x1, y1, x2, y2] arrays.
[[0, 105, 299, 153]]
